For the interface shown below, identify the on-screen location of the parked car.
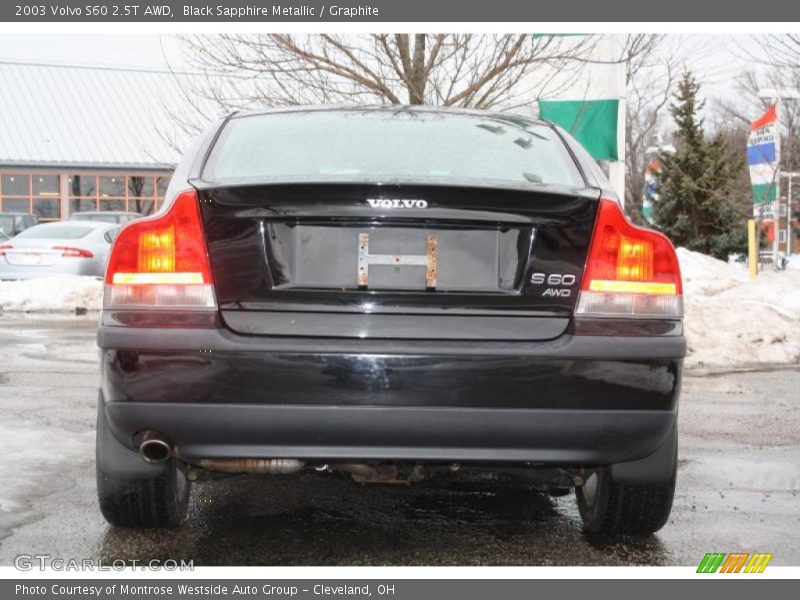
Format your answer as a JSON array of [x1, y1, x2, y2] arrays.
[[0, 220, 120, 279], [68, 211, 142, 225], [96, 106, 684, 535], [0, 212, 38, 240]]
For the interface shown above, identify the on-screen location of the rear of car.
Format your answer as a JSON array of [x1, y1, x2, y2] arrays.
[[96, 107, 684, 535], [0, 221, 119, 279]]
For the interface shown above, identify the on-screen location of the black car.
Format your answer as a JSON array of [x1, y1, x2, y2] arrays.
[[96, 106, 684, 535]]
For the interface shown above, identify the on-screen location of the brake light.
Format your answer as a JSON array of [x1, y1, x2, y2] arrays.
[[0, 245, 12, 256], [52, 246, 93, 258], [104, 189, 216, 309], [576, 198, 682, 318]]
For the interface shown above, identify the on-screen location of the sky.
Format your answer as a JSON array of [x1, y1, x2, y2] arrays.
[[0, 34, 182, 70]]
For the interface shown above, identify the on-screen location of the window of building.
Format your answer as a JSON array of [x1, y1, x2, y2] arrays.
[[2, 171, 171, 221], [67, 173, 170, 216], [33, 175, 59, 196], [1, 198, 30, 213], [0, 173, 62, 220], [778, 230, 787, 243], [2, 174, 30, 196]]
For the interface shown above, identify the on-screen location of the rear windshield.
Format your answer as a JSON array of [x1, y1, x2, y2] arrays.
[[203, 109, 584, 188], [70, 213, 118, 223], [15, 225, 93, 239]]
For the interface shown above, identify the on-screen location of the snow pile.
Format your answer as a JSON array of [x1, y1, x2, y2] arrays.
[[0, 277, 103, 312], [679, 248, 800, 368]]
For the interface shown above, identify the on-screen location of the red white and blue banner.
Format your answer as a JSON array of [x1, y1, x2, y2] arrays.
[[748, 104, 780, 219]]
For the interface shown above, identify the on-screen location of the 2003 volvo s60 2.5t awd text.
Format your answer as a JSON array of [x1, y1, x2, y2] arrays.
[[96, 106, 684, 535]]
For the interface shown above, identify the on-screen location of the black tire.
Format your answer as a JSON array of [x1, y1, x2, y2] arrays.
[[575, 452, 676, 536], [97, 459, 190, 528]]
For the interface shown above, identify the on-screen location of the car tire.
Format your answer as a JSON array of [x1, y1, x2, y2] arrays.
[[575, 442, 676, 536], [97, 458, 190, 528], [96, 397, 190, 528]]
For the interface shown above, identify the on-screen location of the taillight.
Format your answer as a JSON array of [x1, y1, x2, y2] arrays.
[[53, 246, 93, 258], [0, 245, 12, 256], [104, 189, 216, 310], [576, 198, 682, 318]]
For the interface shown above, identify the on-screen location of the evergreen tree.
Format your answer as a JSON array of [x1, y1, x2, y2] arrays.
[[653, 71, 747, 259]]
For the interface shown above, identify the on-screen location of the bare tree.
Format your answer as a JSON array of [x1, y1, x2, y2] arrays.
[[157, 34, 605, 148], [162, 33, 666, 145], [624, 36, 673, 219], [175, 34, 599, 109], [157, 33, 671, 195], [621, 36, 717, 220], [745, 35, 800, 70]]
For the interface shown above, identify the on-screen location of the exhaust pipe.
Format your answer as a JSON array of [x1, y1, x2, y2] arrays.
[[197, 458, 305, 474], [137, 431, 172, 464]]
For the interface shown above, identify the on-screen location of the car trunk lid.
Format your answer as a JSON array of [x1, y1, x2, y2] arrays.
[[197, 182, 600, 340]]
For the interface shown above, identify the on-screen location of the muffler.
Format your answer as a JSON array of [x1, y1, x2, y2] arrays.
[[328, 463, 411, 485], [137, 431, 172, 464]]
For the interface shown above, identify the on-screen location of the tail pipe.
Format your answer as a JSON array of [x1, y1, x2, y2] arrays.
[[137, 431, 172, 464]]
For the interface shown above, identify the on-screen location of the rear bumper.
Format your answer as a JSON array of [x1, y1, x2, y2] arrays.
[[98, 324, 684, 465], [103, 400, 677, 465]]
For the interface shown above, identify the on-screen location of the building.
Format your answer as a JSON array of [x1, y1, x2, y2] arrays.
[[0, 59, 207, 221], [775, 178, 799, 255]]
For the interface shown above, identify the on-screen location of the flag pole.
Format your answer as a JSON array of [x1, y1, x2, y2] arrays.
[[607, 35, 627, 205], [775, 97, 780, 266], [757, 88, 800, 263]]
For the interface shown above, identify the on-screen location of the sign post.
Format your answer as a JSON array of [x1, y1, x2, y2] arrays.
[[780, 172, 798, 256], [748, 219, 758, 280]]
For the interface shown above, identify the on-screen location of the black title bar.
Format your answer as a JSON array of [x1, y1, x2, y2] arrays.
[[3, 0, 800, 22]]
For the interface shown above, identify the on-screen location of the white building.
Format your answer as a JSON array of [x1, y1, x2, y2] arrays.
[[0, 59, 206, 221]]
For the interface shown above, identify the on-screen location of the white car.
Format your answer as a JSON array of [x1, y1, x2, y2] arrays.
[[0, 220, 120, 280]]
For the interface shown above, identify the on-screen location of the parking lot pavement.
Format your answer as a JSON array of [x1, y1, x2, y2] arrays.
[[0, 315, 798, 566]]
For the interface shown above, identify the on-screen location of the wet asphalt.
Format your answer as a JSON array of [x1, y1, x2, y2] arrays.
[[0, 314, 798, 566]]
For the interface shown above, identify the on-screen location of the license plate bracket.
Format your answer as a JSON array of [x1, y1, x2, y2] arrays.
[[357, 232, 438, 289]]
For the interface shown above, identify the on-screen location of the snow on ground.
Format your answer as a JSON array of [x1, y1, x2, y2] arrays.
[[679, 248, 800, 368], [0, 277, 102, 312], [1, 254, 798, 368]]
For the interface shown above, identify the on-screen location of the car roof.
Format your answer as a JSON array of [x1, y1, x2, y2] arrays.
[[31, 220, 118, 230], [71, 211, 139, 216]]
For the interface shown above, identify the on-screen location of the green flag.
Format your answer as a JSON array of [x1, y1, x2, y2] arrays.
[[539, 99, 619, 161]]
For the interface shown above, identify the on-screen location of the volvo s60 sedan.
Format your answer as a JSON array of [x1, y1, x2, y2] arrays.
[[0, 220, 119, 279], [95, 106, 684, 535]]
